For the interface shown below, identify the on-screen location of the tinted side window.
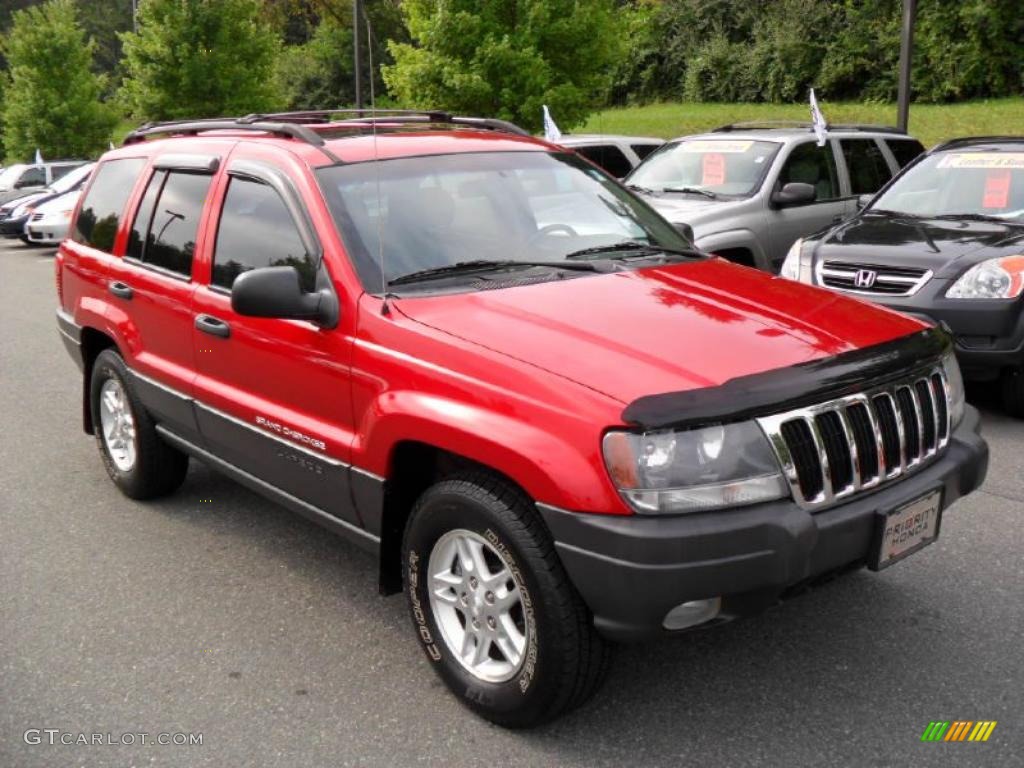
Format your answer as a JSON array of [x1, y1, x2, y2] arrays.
[[841, 139, 894, 195], [778, 142, 840, 200], [575, 145, 633, 178], [212, 176, 315, 291], [126, 170, 166, 262], [631, 143, 660, 161], [50, 165, 77, 181], [887, 138, 925, 169], [72, 158, 146, 252], [135, 171, 212, 277], [20, 167, 46, 186]]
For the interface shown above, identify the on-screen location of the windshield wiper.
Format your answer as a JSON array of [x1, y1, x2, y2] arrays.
[[388, 259, 601, 287], [626, 184, 658, 195], [564, 240, 701, 261], [931, 212, 1024, 225], [660, 186, 717, 200]]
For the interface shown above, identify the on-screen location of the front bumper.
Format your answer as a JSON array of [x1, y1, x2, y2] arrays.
[[0, 214, 29, 236], [539, 407, 988, 643], [26, 219, 68, 243]]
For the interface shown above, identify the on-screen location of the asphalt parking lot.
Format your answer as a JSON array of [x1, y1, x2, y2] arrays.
[[1, 237, 1022, 768]]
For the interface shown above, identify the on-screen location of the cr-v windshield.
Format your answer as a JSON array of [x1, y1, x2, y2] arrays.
[[625, 139, 781, 198], [871, 150, 1024, 220], [316, 151, 693, 291]]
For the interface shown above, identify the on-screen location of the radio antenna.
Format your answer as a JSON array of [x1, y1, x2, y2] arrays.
[[363, 13, 390, 315]]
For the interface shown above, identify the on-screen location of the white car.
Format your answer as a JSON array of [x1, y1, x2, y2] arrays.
[[24, 188, 84, 245]]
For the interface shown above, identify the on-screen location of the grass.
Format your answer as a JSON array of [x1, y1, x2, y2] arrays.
[[578, 97, 1024, 148]]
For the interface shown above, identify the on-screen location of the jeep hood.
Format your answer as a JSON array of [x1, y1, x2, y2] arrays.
[[396, 258, 926, 406]]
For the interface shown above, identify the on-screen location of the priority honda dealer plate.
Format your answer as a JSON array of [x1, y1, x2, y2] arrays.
[[870, 489, 943, 570]]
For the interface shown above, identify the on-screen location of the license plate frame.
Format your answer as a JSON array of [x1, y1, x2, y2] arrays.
[[868, 488, 944, 571]]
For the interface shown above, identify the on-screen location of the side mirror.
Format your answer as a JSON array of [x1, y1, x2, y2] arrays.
[[674, 222, 695, 243], [771, 182, 816, 207], [231, 266, 338, 328], [857, 193, 873, 210]]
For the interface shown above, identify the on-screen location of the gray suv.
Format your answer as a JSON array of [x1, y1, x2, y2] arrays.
[[625, 122, 924, 272]]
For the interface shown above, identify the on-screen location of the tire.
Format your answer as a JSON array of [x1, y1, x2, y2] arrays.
[[1001, 366, 1024, 418], [89, 348, 189, 499], [402, 472, 610, 728]]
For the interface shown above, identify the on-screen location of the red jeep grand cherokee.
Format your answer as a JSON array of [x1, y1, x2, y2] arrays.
[[55, 111, 988, 727]]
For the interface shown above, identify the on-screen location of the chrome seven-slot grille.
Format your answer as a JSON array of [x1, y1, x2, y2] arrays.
[[757, 365, 951, 510], [819, 260, 931, 296]]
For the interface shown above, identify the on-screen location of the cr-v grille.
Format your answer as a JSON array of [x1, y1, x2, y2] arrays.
[[818, 261, 931, 297], [757, 365, 951, 510]]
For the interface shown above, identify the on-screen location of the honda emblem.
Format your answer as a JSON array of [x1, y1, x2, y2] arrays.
[[854, 269, 878, 288]]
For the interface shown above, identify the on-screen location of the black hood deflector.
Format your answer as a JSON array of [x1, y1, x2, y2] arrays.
[[622, 326, 952, 431]]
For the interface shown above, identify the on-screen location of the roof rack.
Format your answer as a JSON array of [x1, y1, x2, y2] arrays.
[[712, 121, 905, 135], [121, 110, 530, 161], [931, 135, 1024, 152]]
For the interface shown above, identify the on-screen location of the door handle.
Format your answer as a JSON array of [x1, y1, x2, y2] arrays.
[[195, 314, 231, 339], [832, 214, 845, 224], [108, 281, 133, 300]]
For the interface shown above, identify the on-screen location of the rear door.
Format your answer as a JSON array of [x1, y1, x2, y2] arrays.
[[104, 154, 219, 440], [189, 148, 361, 528], [838, 137, 895, 215], [767, 139, 847, 266]]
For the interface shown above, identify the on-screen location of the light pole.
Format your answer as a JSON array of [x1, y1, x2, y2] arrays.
[[896, 0, 917, 132], [353, 0, 363, 111]]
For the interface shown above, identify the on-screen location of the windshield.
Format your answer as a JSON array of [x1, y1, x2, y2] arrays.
[[0, 165, 27, 190], [317, 151, 692, 291], [871, 150, 1024, 220], [49, 164, 93, 194], [625, 139, 781, 198]]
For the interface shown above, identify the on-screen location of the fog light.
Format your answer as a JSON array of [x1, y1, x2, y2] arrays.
[[662, 597, 721, 631]]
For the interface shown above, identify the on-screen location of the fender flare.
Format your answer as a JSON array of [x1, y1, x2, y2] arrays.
[[695, 230, 768, 270]]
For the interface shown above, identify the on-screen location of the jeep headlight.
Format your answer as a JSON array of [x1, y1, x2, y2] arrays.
[[780, 238, 812, 282], [941, 350, 966, 428], [946, 255, 1024, 299], [602, 422, 788, 514]]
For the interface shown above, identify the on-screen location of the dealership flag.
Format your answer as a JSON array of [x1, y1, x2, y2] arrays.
[[110, 141, 116, 150], [34, 148, 43, 164], [543, 105, 562, 143], [809, 89, 828, 147]]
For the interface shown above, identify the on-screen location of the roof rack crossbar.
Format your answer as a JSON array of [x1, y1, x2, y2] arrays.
[[122, 118, 342, 162]]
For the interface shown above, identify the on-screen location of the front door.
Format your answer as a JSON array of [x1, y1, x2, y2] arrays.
[[189, 154, 361, 528], [767, 140, 848, 268]]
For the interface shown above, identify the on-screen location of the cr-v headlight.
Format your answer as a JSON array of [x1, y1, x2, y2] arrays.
[[941, 350, 966, 428], [946, 255, 1024, 299], [602, 422, 788, 514]]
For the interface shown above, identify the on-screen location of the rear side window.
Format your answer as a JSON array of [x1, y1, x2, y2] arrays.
[[886, 139, 926, 169], [50, 165, 77, 181], [777, 142, 840, 200], [841, 139, 894, 195], [575, 144, 633, 178], [631, 144, 660, 161], [126, 170, 212, 277], [72, 158, 146, 252], [212, 176, 315, 291]]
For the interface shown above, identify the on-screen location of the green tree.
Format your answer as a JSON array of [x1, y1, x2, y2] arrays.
[[120, 0, 282, 120], [1, 0, 116, 161], [276, 18, 355, 109], [383, 0, 624, 132]]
